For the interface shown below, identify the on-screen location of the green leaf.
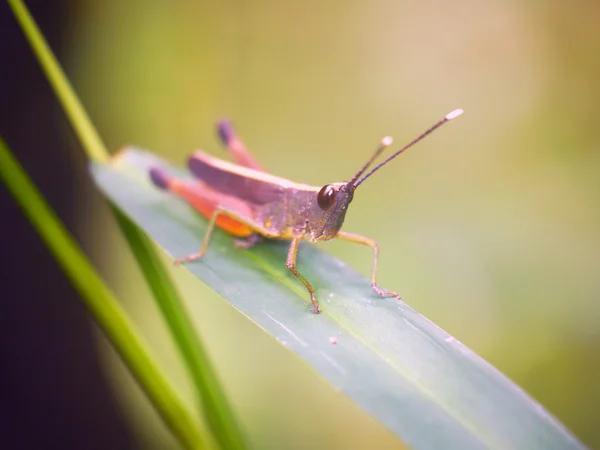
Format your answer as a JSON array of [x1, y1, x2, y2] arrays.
[[92, 148, 585, 450]]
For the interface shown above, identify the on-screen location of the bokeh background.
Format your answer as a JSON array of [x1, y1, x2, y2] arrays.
[[2, 0, 599, 449]]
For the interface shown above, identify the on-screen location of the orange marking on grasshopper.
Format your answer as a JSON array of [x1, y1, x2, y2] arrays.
[[150, 167, 254, 238]]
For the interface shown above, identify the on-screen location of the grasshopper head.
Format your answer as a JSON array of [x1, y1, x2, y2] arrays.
[[307, 108, 464, 242], [309, 181, 355, 242]]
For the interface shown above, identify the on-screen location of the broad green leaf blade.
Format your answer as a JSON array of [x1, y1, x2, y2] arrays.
[[92, 148, 584, 450]]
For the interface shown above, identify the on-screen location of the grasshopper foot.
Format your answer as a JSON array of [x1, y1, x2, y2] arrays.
[[372, 283, 402, 301], [233, 234, 263, 249], [174, 252, 204, 266], [310, 294, 322, 314]]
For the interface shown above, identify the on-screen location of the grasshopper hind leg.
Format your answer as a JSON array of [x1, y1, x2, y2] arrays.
[[216, 119, 264, 171]]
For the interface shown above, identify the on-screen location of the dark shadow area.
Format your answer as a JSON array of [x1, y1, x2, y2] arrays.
[[0, 2, 133, 449]]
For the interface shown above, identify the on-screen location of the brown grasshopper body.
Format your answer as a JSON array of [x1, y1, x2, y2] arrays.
[[150, 109, 463, 313]]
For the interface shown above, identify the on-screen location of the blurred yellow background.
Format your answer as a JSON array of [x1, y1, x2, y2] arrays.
[[65, 0, 599, 448]]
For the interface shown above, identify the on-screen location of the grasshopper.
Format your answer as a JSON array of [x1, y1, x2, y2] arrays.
[[149, 109, 463, 313]]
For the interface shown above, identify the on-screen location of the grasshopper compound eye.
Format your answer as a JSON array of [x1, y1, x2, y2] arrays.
[[317, 184, 337, 210]]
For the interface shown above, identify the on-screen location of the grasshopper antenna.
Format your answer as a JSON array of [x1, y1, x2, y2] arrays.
[[348, 136, 394, 187], [354, 108, 463, 188]]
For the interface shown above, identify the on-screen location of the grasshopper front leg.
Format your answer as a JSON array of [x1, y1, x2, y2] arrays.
[[335, 231, 401, 300]]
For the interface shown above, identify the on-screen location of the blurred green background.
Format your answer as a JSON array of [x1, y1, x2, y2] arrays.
[[63, 0, 599, 448]]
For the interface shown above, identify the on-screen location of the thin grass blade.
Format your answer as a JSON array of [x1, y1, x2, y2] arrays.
[[0, 137, 215, 450], [8, 2, 248, 447]]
